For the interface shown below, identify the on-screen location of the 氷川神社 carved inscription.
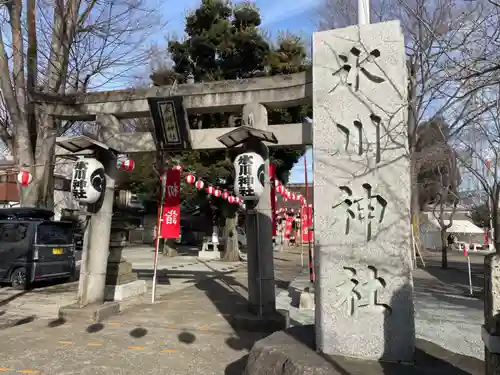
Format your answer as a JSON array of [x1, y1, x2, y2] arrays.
[[334, 184, 387, 241], [329, 46, 386, 93], [335, 266, 391, 316], [336, 114, 382, 163]]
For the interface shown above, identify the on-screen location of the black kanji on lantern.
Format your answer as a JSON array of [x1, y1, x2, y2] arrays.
[[72, 162, 88, 200], [238, 154, 254, 175], [237, 154, 256, 197]]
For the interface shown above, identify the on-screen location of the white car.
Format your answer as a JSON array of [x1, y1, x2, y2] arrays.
[[453, 241, 468, 252], [470, 243, 485, 252], [237, 226, 247, 247], [217, 226, 247, 248]]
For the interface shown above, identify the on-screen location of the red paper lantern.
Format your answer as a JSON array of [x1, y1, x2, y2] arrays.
[[291, 193, 296, 200], [275, 180, 280, 187], [121, 159, 135, 172], [222, 191, 229, 200], [277, 185, 285, 195], [17, 169, 32, 187], [214, 189, 221, 197], [195, 180, 204, 190], [173, 165, 182, 171], [206, 186, 215, 195], [186, 174, 195, 184], [228, 196, 235, 204]]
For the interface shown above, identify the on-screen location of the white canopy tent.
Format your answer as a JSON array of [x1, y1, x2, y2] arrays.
[[420, 218, 484, 251]]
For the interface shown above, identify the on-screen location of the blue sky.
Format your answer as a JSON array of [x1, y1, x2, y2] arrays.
[[289, 148, 313, 184], [163, 0, 319, 38], [161, 0, 318, 183]]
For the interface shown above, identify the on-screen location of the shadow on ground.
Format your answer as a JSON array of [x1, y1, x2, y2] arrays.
[[416, 265, 484, 311]]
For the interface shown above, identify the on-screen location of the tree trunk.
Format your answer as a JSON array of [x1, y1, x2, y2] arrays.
[[19, 117, 57, 208], [440, 229, 448, 269], [223, 213, 239, 262]]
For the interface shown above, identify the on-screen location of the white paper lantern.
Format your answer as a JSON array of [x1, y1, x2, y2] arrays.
[[233, 152, 265, 200], [71, 158, 106, 204], [120, 159, 135, 172], [17, 169, 33, 187]]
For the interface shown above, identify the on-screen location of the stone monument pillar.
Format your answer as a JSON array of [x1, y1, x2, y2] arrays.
[[104, 217, 147, 301], [312, 21, 415, 362], [483, 254, 500, 374]]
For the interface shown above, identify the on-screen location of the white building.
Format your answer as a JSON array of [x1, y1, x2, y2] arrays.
[[0, 146, 79, 220]]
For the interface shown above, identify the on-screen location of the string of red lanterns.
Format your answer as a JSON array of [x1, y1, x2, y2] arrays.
[[13, 157, 311, 210], [166, 163, 246, 209], [274, 179, 309, 206]]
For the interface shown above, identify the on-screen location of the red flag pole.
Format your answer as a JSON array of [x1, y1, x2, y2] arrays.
[[487, 159, 494, 250], [152, 173, 166, 303], [270, 163, 277, 240], [304, 150, 314, 283]]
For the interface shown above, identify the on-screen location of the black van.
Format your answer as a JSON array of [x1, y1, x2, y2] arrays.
[[0, 208, 76, 290]]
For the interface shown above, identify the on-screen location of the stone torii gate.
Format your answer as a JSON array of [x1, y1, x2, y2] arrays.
[[36, 20, 423, 365], [44, 71, 313, 326]]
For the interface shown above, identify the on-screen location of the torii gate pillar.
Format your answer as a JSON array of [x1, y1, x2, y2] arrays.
[[241, 102, 277, 316]]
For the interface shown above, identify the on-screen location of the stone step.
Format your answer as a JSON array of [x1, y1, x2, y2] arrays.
[[106, 261, 133, 276], [105, 272, 138, 285]]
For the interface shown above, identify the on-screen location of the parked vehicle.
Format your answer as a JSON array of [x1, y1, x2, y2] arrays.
[[453, 241, 486, 252], [470, 243, 485, 252], [453, 241, 468, 252], [0, 208, 76, 290], [217, 226, 247, 248], [237, 226, 247, 248]]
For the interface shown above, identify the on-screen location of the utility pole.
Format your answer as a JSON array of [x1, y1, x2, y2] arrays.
[[358, 0, 370, 25]]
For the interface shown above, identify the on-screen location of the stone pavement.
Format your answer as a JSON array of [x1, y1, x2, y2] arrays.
[[0, 249, 304, 375], [0, 247, 486, 374], [0, 245, 246, 321]]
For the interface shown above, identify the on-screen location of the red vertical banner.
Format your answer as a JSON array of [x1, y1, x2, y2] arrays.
[[270, 163, 276, 237], [301, 204, 313, 242], [160, 169, 181, 239]]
